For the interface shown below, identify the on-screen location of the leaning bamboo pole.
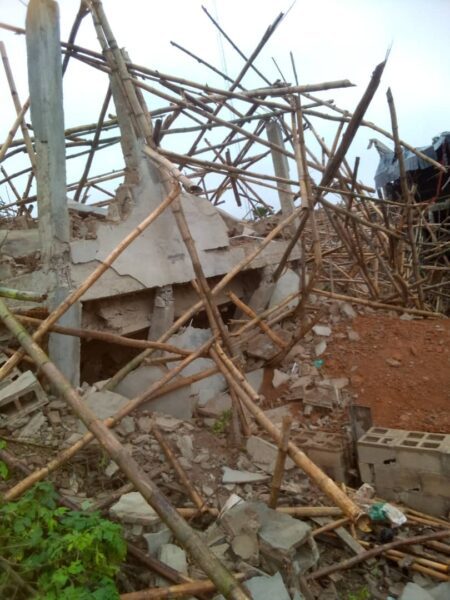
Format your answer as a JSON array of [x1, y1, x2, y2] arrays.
[[0, 298, 249, 600], [0, 181, 180, 381]]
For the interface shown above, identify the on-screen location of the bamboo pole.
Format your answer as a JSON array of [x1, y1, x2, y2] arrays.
[[228, 291, 287, 350], [308, 529, 450, 581], [0, 181, 180, 381], [0, 99, 30, 163], [311, 288, 442, 318], [386, 87, 425, 309], [0, 42, 36, 170], [0, 287, 46, 302], [120, 574, 248, 600], [14, 314, 199, 356], [0, 299, 249, 600], [269, 416, 292, 508], [151, 421, 206, 512]]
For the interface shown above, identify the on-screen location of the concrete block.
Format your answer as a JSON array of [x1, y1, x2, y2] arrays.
[[420, 471, 450, 498], [373, 464, 421, 492], [357, 427, 406, 465], [398, 491, 450, 518], [298, 431, 348, 482], [358, 462, 374, 484], [396, 447, 442, 474]]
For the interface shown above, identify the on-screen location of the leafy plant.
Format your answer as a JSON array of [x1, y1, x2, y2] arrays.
[[212, 409, 232, 434], [346, 587, 370, 600], [252, 205, 274, 219], [0, 439, 8, 480], [0, 482, 126, 599]]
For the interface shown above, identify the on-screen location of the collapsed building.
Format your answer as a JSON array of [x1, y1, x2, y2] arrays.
[[0, 1, 449, 599]]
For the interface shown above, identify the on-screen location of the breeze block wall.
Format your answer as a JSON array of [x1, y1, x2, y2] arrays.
[[358, 427, 450, 517]]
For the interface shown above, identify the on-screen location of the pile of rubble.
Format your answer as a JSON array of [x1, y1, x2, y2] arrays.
[[0, 0, 449, 598]]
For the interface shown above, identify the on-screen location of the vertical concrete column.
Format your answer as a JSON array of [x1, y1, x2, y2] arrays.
[[148, 285, 175, 354], [266, 119, 296, 232], [26, 0, 80, 385]]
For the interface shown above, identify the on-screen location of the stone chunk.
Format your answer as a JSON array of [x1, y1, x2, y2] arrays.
[[313, 324, 332, 337], [315, 340, 327, 356], [144, 528, 173, 557], [214, 572, 291, 600], [272, 369, 290, 388], [110, 492, 160, 525]]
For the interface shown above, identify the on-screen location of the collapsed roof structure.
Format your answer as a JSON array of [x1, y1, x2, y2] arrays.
[[0, 1, 449, 598]]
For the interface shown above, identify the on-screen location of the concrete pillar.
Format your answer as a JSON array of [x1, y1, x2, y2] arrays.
[[148, 286, 175, 354], [26, 0, 80, 385], [266, 119, 296, 229]]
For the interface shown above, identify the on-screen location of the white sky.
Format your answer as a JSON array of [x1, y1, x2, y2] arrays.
[[0, 0, 449, 216]]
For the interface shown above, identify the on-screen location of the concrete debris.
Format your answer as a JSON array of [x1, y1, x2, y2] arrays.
[[114, 366, 195, 419], [340, 303, 357, 319], [78, 389, 129, 433], [246, 435, 295, 474], [347, 329, 360, 341], [110, 492, 160, 526], [18, 411, 46, 438], [245, 368, 265, 393], [313, 324, 332, 337], [219, 500, 319, 577], [201, 392, 232, 417], [215, 572, 291, 600], [272, 368, 290, 388], [222, 467, 270, 484], [400, 583, 434, 600], [269, 269, 300, 311], [156, 543, 189, 587], [315, 340, 327, 357]]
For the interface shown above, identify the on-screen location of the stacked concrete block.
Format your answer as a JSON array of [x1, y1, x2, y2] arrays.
[[358, 427, 450, 517], [297, 430, 350, 483]]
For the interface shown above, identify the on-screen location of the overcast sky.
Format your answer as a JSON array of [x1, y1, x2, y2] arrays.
[[1, 0, 449, 216]]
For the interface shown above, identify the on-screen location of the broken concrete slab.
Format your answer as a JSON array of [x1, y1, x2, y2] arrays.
[[222, 467, 269, 484], [114, 365, 195, 419], [78, 389, 130, 433], [201, 392, 232, 417], [109, 492, 160, 526], [156, 543, 189, 587], [269, 268, 300, 311], [168, 326, 227, 406], [430, 582, 450, 600], [400, 583, 434, 600], [246, 436, 295, 474], [19, 411, 46, 438], [215, 572, 291, 600], [246, 368, 264, 393], [220, 501, 318, 575]]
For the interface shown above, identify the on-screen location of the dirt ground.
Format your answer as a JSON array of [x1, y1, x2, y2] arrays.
[[324, 314, 450, 433]]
